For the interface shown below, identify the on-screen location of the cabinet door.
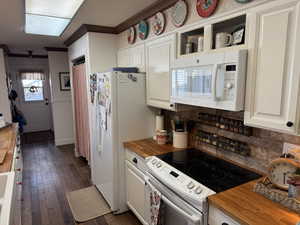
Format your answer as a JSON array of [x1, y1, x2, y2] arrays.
[[245, 0, 300, 134], [117, 48, 131, 67], [131, 44, 145, 72], [146, 34, 176, 111], [125, 162, 147, 224], [209, 204, 241, 225]]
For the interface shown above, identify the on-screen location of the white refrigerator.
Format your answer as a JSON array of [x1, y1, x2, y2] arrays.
[[91, 71, 155, 214]]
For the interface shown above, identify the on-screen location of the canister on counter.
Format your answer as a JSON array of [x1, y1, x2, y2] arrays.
[[157, 130, 167, 145]]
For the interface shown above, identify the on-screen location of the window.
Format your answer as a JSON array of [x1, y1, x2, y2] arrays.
[[20, 71, 45, 102]]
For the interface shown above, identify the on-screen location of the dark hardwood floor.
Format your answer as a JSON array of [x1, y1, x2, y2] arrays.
[[21, 131, 142, 225]]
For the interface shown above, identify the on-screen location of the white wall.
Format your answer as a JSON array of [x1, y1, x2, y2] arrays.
[[0, 49, 11, 123], [68, 32, 117, 156], [48, 51, 74, 146]]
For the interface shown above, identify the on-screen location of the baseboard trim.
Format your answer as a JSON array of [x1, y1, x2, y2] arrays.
[[55, 138, 74, 146]]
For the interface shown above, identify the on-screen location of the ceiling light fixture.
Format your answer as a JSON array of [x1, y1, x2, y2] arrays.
[[25, 0, 85, 36]]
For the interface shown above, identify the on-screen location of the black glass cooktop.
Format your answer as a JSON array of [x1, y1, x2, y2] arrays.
[[156, 149, 262, 193]]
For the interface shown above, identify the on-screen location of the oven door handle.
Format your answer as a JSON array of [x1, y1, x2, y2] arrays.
[[145, 176, 202, 225]]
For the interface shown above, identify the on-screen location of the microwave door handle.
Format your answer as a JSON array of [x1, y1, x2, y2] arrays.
[[145, 176, 201, 225], [212, 64, 219, 101]]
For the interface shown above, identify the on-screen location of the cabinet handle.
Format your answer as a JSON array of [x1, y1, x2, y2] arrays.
[[170, 104, 174, 108], [222, 223, 229, 225], [16, 168, 21, 172], [132, 158, 138, 164], [286, 121, 294, 127], [17, 182, 22, 185]]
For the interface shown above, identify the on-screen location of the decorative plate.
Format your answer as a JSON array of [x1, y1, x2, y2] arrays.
[[127, 27, 136, 44], [171, 0, 188, 27], [196, 0, 219, 18], [235, 0, 252, 3], [138, 20, 149, 40], [152, 12, 166, 36]]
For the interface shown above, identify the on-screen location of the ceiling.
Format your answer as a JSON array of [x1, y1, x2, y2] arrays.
[[0, 0, 157, 53]]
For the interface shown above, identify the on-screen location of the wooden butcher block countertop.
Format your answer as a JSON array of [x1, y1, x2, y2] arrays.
[[209, 181, 300, 225], [0, 124, 18, 173], [123, 138, 188, 158]]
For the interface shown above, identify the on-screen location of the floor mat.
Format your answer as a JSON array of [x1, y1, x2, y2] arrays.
[[66, 186, 111, 223]]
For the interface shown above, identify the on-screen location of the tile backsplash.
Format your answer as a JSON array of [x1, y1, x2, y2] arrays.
[[165, 107, 300, 174]]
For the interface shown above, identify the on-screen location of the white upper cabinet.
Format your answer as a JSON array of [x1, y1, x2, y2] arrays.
[[131, 44, 145, 72], [146, 34, 176, 111], [245, 0, 300, 134], [117, 44, 145, 72], [117, 48, 131, 68]]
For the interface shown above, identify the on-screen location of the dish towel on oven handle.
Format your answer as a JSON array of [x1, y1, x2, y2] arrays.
[[146, 177, 165, 225]]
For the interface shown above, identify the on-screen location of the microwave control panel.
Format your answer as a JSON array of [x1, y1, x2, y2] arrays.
[[221, 64, 237, 101]]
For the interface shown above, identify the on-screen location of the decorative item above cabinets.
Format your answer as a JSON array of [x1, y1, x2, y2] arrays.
[[244, 0, 300, 135], [127, 27, 136, 44], [138, 20, 149, 40], [196, 0, 219, 18], [171, 0, 188, 27], [152, 12, 166, 36], [235, 0, 252, 3]]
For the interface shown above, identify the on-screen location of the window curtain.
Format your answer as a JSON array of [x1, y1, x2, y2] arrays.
[[20, 71, 45, 80], [72, 63, 91, 162]]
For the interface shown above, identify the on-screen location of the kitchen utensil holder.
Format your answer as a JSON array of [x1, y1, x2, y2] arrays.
[[173, 131, 188, 148]]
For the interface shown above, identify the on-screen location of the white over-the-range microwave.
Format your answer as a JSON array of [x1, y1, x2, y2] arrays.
[[171, 49, 247, 111]]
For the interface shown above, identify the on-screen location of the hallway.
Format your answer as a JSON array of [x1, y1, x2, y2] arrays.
[[21, 132, 142, 225]]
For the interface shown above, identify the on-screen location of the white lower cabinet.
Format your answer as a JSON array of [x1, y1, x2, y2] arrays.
[[245, 0, 300, 134], [125, 160, 148, 225], [209, 204, 241, 225], [146, 34, 176, 111]]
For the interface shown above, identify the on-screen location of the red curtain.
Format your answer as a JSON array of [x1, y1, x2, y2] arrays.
[[72, 63, 90, 162]]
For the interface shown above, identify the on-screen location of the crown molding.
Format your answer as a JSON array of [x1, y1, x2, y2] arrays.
[[7, 53, 48, 59], [45, 47, 68, 52], [64, 24, 117, 46], [0, 44, 10, 54], [115, 0, 177, 33], [64, 0, 178, 47]]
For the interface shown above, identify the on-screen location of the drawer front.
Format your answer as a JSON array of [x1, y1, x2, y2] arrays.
[[209, 205, 241, 225], [125, 150, 147, 172]]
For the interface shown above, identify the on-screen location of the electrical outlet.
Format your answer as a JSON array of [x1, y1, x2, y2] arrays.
[[283, 142, 300, 154]]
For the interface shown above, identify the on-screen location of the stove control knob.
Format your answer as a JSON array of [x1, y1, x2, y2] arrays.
[[187, 181, 195, 189], [195, 187, 202, 194], [151, 159, 157, 165], [156, 162, 162, 168]]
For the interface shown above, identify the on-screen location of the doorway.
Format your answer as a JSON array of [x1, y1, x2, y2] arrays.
[[8, 56, 54, 134], [16, 71, 53, 133], [72, 59, 90, 161]]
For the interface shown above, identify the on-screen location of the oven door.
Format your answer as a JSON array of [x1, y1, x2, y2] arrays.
[[144, 173, 204, 225]]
